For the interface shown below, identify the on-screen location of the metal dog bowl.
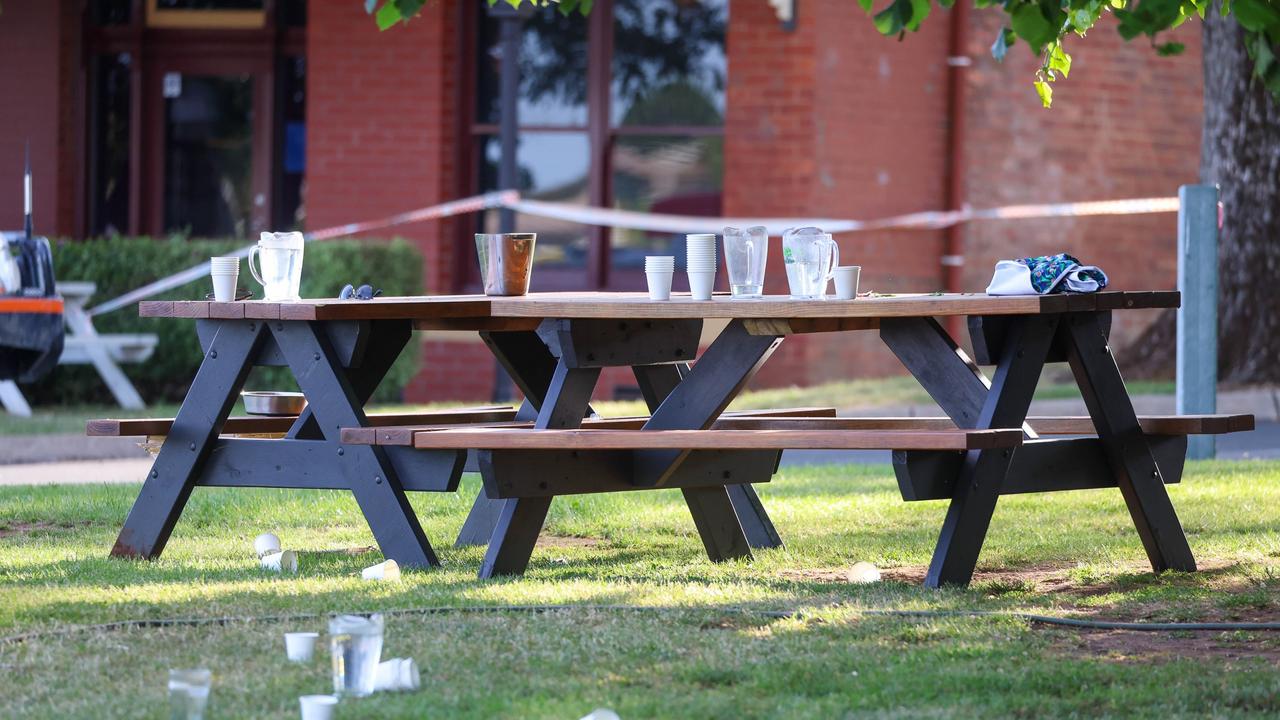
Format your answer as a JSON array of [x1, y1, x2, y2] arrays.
[[241, 391, 307, 416]]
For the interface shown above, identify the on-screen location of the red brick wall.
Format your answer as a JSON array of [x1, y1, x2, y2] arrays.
[[306, 1, 461, 295], [335, 1, 1202, 404], [0, 0, 78, 237], [724, 0, 954, 390], [956, 11, 1203, 346]]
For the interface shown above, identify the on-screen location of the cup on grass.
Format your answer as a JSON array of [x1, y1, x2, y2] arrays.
[[361, 559, 400, 581], [168, 668, 211, 720], [299, 694, 338, 720], [374, 657, 421, 692], [285, 631, 320, 662], [261, 550, 298, 573], [254, 532, 281, 558], [833, 265, 861, 300]]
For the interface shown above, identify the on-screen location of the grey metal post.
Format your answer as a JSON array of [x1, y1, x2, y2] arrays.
[[489, 5, 523, 403], [1176, 185, 1218, 460], [497, 11, 520, 234]]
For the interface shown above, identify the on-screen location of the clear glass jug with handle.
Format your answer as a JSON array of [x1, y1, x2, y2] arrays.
[[723, 226, 768, 298], [248, 231, 305, 301], [329, 614, 384, 698], [782, 227, 839, 299]]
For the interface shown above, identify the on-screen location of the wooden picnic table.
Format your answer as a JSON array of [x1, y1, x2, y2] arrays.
[[98, 290, 1252, 587]]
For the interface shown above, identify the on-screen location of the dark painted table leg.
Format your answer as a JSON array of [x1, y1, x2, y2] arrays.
[[633, 320, 783, 486], [454, 331, 560, 548], [1064, 312, 1196, 572], [633, 362, 783, 550], [882, 315, 1059, 587], [112, 321, 266, 559], [478, 359, 602, 578], [274, 321, 439, 568], [286, 320, 409, 440]]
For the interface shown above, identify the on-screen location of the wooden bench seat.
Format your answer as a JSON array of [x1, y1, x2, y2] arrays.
[[341, 412, 1253, 449], [341, 406, 839, 446], [86, 405, 518, 437], [683, 414, 1255, 436], [406, 427, 1024, 451]]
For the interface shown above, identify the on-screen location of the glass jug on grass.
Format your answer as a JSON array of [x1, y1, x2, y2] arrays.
[[782, 227, 839, 299], [248, 231, 305, 302], [723, 226, 768, 298]]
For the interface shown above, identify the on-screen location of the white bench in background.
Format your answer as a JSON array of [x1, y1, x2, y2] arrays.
[[0, 281, 157, 416]]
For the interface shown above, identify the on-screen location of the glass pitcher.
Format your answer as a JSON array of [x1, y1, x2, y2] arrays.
[[248, 231, 305, 302], [782, 227, 839, 299], [723, 226, 768, 299], [329, 614, 384, 698]]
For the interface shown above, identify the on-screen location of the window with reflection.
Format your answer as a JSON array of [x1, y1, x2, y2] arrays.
[[468, 0, 727, 290]]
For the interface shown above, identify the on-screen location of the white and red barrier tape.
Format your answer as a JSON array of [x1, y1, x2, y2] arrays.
[[88, 193, 1180, 316]]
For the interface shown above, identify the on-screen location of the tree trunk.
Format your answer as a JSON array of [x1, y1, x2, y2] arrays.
[[1201, 8, 1280, 382]]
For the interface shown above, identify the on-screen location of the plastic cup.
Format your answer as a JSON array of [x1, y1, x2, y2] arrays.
[[261, 550, 298, 573], [847, 561, 881, 583], [374, 657, 421, 692], [210, 269, 238, 303], [285, 632, 319, 662], [299, 695, 338, 720], [361, 559, 400, 581], [168, 668, 211, 720], [254, 532, 281, 558], [687, 270, 716, 301], [833, 266, 861, 300], [646, 270, 673, 301]]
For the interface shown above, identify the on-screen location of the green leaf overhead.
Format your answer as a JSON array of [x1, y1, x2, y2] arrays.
[[365, 1, 1280, 106]]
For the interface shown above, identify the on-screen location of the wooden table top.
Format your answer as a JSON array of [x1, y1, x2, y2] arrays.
[[139, 290, 1178, 322]]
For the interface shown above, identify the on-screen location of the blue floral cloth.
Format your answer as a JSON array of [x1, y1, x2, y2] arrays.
[[986, 253, 1109, 296]]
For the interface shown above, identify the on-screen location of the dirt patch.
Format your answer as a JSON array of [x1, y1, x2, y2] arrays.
[[309, 546, 378, 556], [536, 535, 604, 550], [1051, 628, 1280, 664], [0, 520, 92, 538]]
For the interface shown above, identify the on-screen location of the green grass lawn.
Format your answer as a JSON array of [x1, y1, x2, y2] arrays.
[[1, 460, 1277, 718]]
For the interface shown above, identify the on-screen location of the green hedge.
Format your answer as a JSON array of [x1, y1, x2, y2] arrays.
[[26, 236, 423, 406]]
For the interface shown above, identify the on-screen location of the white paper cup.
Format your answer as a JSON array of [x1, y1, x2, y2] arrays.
[[646, 271, 673, 301], [211, 269, 239, 303], [299, 694, 338, 720], [374, 657, 421, 692], [833, 266, 861, 300], [687, 271, 716, 301], [285, 631, 319, 662], [261, 550, 298, 573], [362, 559, 400, 581], [847, 560, 881, 583], [254, 532, 282, 558]]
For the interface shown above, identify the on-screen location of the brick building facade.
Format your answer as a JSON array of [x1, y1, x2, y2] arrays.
[[0, 1, 1202, 403]]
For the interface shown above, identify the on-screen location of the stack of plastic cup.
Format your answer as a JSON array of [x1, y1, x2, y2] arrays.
[[644, 256, 675, 300], [210, 256, 240, 302], [685, 234, 717, 301]]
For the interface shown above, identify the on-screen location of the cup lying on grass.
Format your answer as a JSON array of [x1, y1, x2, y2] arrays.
[[254, 532, 281, 558], [374, 657, 421, 692], [361, 559, 400, 581], [261, 550, 298, 573]]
